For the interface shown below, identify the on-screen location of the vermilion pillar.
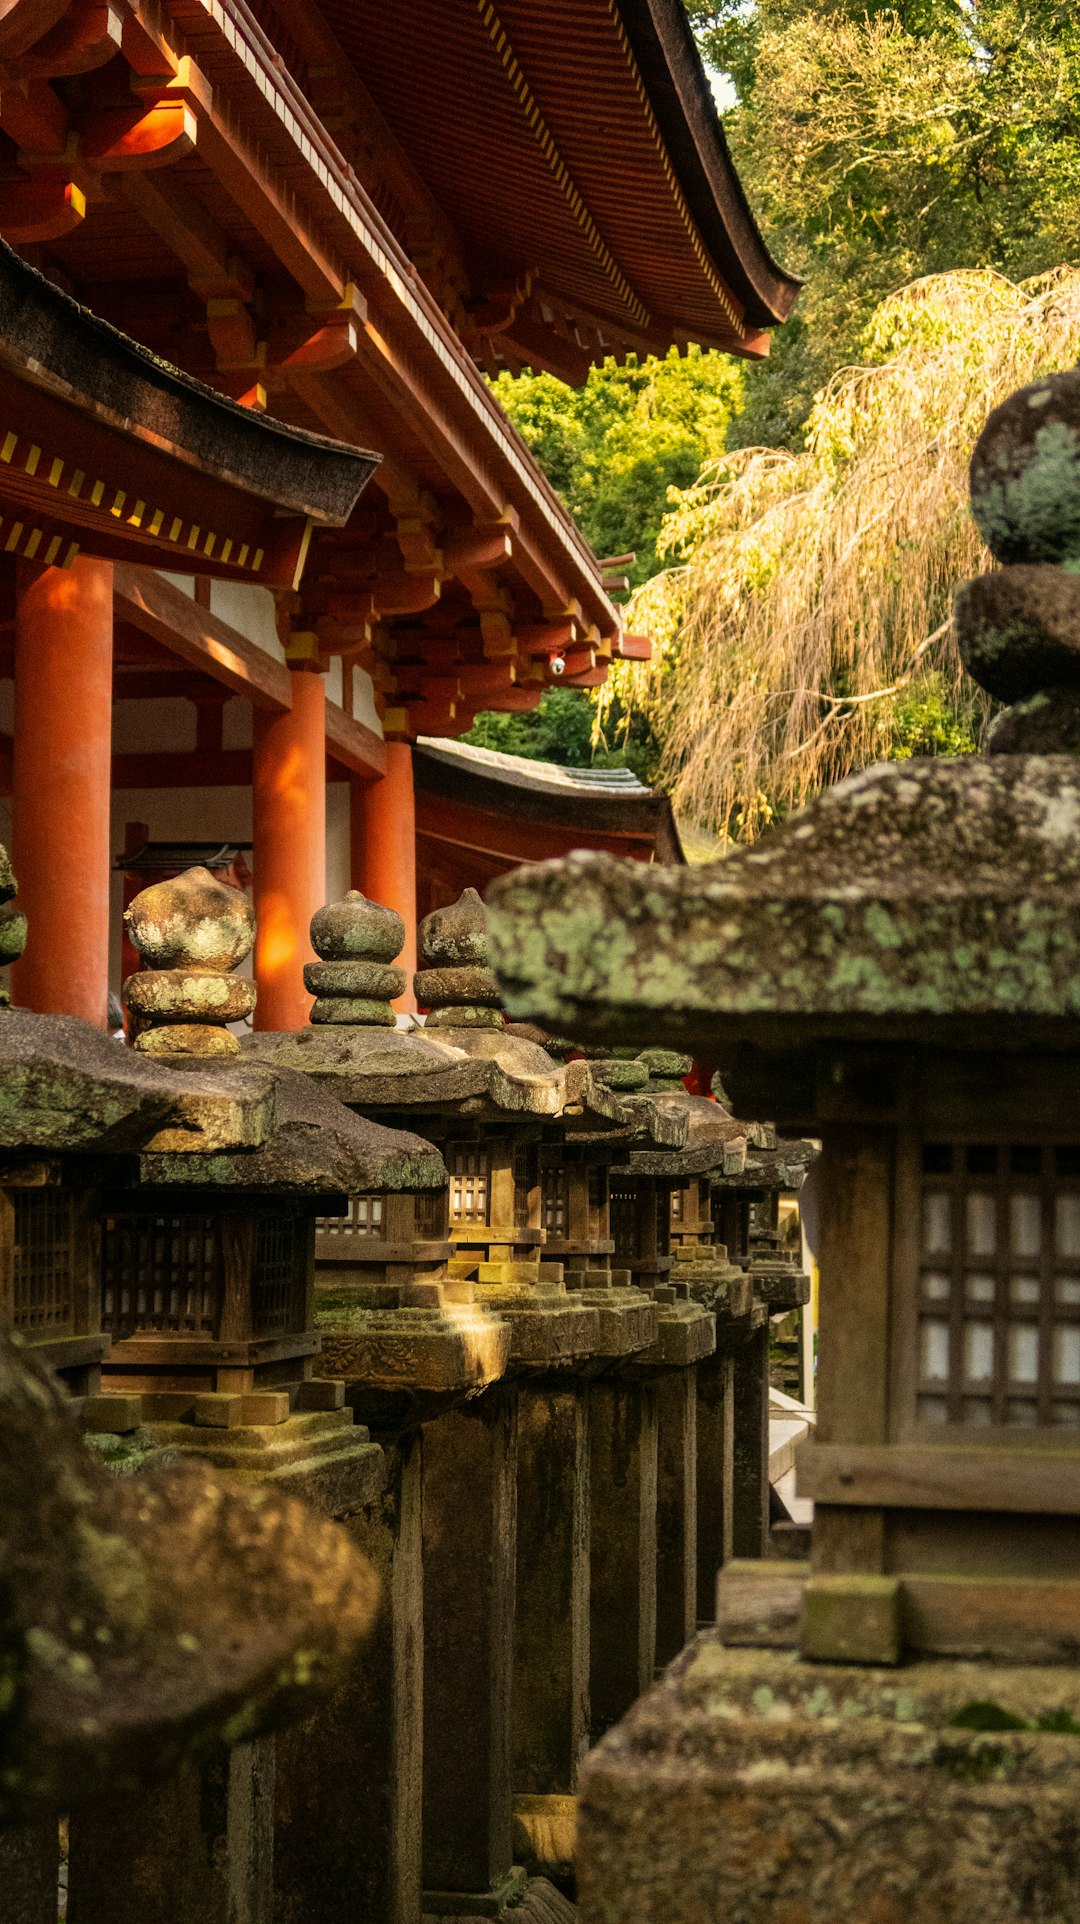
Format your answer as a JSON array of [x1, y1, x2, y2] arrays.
[[252, 668, 326, 1031], [350, 743, 417, 1009], [11, 557, 114, 1026]]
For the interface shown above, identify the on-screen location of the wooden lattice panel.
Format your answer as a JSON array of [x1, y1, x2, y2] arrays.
[[447, 1142, 490, 1226], [917, 1143, 1080, 1430], [251, 1216, 303, 1337], [416, 1187, 449, 1239], [316, 1194, 385, 1241], [102, 1214, 217, 1339], [610, 1177, 637, 1262], [541, 1165, 568, 1236], [13, 1190, 76, 1337]]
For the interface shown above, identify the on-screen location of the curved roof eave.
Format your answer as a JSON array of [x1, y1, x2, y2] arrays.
[[619, 0, 801, 329]]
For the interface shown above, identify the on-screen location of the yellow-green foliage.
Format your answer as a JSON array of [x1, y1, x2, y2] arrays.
[[490, 347, 742, 585], [600, 268, 1080, 842]]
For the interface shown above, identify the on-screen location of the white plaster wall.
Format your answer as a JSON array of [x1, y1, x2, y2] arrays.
[[326, 779, 350, 906]]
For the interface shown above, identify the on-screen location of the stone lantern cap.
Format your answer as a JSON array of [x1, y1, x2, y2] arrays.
[[613, 1092, 750, 1179], [0, 1330, 379, 1818], [487, 756, 1080, 1053], [134, 1066, 446, 1197], [720, 1133, 818, 1196], [0, 1005, 275, 1155]]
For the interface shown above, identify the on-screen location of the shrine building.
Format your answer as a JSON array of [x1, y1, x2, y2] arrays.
[[0, 0, 795, 1029]]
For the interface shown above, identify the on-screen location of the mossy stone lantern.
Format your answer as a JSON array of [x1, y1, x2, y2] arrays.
[[485, 366, 1080, 1924]]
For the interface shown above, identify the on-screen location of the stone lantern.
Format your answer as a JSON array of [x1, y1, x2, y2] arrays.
[[486, 366, 1080, 1923]]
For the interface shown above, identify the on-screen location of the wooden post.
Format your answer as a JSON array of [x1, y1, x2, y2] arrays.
[[68, 1741, 276, 1924], [273, 1439, 423, 1924], [588, 1378, 657, 1741], [422, 1387, 521, 1912], [654, 1366, 698, 1666], [731, 1324, 770, 1559], [695, 1350, 735, 1621], [350, 744, 417, 1011], [514, 1382, 590, 1796], [252, 669, 326, 1031], [0, 1822, 58, 1924], [11, 557, 113, 1026]]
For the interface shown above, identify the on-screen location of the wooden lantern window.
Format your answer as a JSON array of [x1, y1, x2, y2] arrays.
[[250, 1217, 302, 1337], [416, 1186, 450, 1240], [914, 1142, 1080, 1432], [317, 1194, 385, 1241], [670, 1188, 685, 1225], [13, 1190, 77, 1338], [610, 1176, 638, 1261], [514, 1142, 538, 1230], [101, 1211, 304, 1341], [541, 1165, 568, 1237], [447, 1142, 490, 1226], [588, 1164, 608, 1239], [655, 1190, 671, 1260]]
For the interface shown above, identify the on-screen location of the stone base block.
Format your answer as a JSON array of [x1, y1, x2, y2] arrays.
[[319, 1303, 511, 1400], [569, 1287, 657, 1361], [577, 1634, 1080, 1924], [480, 1288, 599, 1369], [513, 1794, 578, 1883], [636, 1303, 715, 1369], [143, 1409, 384, 1515]]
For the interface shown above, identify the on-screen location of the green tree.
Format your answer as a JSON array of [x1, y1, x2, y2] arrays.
[[688, 0, 1080, 443], [490, 345, 742, 586], [466, 347, 741, 768]]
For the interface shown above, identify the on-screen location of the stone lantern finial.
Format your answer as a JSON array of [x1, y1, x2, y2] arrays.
[[415, 887, 504, 1028], [306, 890, 406, 1026], [124, 867, 256, 1056], [958, 368, 1080, 750]]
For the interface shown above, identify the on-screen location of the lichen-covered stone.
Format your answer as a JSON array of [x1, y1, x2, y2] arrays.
[[134, 1023, 240, 1058], [618, 1093, 749, 1179], [487, 758, 1080, 1045], [418, 887, 489, 968], [0, 901, 26, 964], [309, 995, 398, 1027], [310, 890, 404, 963], [126, 867, 256, 1057], [125, 868, 254, 972], [125, 971, 257, 1023], [414, 964, 501, 1007], [577, 1636, 1080, 1924], [306, 892, 407, 1025], [0, 1331, 379, 1818], [138, 1066, 446, 1196], [303, 960, 406, 1000], [970, 367, 1080, 565], [956, 564, 1080, 700], [0, 1007, 272, 1152], [987, 686, 1080, 755]]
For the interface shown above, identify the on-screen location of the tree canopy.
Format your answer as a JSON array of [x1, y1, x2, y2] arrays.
[[470, 2, 1080, 829], [691, 0, 1080, 443]]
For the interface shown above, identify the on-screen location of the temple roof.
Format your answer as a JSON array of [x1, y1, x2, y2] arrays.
[[487, 756, 1080, 1050], [414, 738, 685, 867], [0, 239, 376, 586], [315, 0, 798, 367]]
